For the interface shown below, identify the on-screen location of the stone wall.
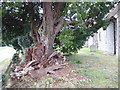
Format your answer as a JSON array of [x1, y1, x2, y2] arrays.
[[87, 16, 118, 55], [116, 10, 120, 58], [87, 3, 120, 56], [97, 22, 115, 55]]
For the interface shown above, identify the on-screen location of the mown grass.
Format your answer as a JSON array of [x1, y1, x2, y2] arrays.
[[1, 47, 117, 88], [0, 58, 11, 73], [67, 47, 118, 88], [0, 47, 15, 73], [78, 47, 103, 55], [0, 47, 5, 51]]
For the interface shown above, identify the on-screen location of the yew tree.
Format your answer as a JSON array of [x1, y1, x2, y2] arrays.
[[2, 2, 115, 65]]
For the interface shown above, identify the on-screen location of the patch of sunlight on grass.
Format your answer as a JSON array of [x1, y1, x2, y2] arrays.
[[79, 47, 90, 54], [95, 50, 103, 55], [0, 47, 6, 51], [78, 47, 104, 55], [0, 58, 11, 73]]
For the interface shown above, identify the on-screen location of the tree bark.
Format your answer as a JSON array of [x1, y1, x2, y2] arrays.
[[43, 2, 54, 59], [25, 2, 65, 67]]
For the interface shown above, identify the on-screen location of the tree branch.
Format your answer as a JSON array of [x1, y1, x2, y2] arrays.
[[66, 18, 96, 27], [54, 17, 64, 36], [54, 2, 65, 23]]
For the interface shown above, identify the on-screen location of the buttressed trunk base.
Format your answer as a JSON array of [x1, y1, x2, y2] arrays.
[[25, 2, 65, 68]]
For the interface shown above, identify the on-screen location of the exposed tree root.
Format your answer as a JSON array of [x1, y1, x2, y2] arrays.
[[10, 46, 66, 80]]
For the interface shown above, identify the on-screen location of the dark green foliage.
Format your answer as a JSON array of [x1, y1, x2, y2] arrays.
[[2, 2, 38, 51], [2, 74, 6, 86], [11, 34, 33, 55], [56, 2, 115, 53], [11, 53, 20, 64], [12, 34, 33, 51], [2, 2, 116, 54]]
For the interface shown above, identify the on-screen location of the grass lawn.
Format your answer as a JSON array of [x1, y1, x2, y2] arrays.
[[0, 47, 15, 73], [0, 58, 11, 73], [67, 47, 118, 88], [0, 47, 6, 51], [3, 47, 118, 88]]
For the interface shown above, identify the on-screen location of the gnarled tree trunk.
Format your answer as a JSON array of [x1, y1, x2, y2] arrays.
[[25, 2, 65, 68]]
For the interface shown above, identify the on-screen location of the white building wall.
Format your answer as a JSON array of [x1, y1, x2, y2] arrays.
[[97, 22, 114, 54], [88, 33, 98, 48], [87, 4, 119, 56], [87, 22, 115, 55], [88, 36, 94, 48], [116, 10, 120, 57], [97, 28, 107, 52]]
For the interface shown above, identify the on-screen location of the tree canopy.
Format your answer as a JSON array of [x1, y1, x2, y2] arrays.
[[2, 2, 115, 54]]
